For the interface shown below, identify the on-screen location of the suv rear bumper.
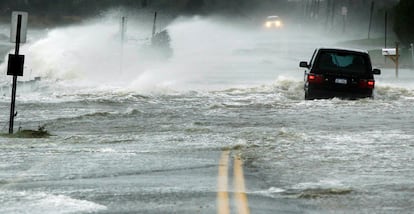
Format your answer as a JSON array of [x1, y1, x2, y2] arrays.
[[305, 87, 373, 100]]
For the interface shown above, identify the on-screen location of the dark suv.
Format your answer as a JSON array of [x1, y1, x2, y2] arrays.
[[300, 48, 381, 100]]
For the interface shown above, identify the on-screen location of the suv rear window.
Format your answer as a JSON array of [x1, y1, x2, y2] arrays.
[[315, 51, 369, 74]]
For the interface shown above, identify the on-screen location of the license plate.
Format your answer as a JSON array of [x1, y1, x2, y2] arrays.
[[335, 78, 347, 84]]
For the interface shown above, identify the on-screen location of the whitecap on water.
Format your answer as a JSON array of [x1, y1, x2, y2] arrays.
[[251, 187, 286, 198], [287, 180, 353, 199], [0, 190, 107, 214]]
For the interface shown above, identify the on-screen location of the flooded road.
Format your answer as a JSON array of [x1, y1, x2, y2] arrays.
[[0, 16, 413, 213]]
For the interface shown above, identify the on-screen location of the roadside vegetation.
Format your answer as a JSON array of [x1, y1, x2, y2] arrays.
[[0, 0, 399, 27], [394, 0, 414, 46]]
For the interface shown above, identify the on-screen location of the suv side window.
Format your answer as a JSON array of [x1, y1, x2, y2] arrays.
[[309, 49, 318, 67]]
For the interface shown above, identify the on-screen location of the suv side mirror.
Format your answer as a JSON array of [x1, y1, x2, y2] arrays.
[[373, 68, 381, 75], [299, 61, 309, 68]]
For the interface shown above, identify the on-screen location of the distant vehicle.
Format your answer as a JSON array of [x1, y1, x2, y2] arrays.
[[299, 48, 381, 100], [264, 16, 283, 29]]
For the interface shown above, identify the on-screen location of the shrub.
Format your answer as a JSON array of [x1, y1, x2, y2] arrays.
[[394, 0, 414, 46]]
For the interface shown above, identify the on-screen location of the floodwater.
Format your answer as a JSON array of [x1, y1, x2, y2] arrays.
[[0, 15, 413, 213]]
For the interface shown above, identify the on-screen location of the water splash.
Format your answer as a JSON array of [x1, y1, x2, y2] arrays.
[[0, 14, 310, 94]]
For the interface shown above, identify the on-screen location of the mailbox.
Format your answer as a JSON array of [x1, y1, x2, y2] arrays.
[[382, 48, 396, 56]]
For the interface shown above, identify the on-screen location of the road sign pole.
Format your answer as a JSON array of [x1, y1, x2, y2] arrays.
[[9, 76, 17, 134], [9, 14, 22, 134]]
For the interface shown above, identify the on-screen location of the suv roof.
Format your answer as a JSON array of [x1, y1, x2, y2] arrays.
[[267, 15, 280, 19], [317, 47, 369, 54]]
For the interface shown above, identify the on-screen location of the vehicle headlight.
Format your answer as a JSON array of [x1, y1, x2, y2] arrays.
[[265, 21, 272, 28], [275, 21, 282, 27]]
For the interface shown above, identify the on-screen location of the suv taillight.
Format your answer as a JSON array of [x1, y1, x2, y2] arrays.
[[359, 79, 375, 89], [307, 74, 324, 84]]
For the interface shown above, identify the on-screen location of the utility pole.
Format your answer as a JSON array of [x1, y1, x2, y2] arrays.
[[310, 0, 316, 19], [152, 11, 157, 38], [330, 0, 336, 30], [368, 1, 374, 39], [411, 43, 414, 69], [120, 16, 127, 75], [325, 0, 332, 29]]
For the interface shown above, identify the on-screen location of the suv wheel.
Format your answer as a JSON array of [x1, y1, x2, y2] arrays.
[[305, 91, 314, 100]]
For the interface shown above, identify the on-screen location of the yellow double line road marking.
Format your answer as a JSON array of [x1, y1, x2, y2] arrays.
[[217, 150, 231, 214], [233, 155, 250, 214], [217, 150, 250, 214]]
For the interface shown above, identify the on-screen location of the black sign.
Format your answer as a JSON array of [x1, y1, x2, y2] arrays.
[[7, 54, 24, 76]]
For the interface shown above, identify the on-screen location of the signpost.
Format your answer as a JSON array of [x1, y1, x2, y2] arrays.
[[382, 42, 400, 78], [7, 11, 28, 134]]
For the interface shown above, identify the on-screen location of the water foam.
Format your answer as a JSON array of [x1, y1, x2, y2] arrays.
[[0, 190, 107, 214]]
